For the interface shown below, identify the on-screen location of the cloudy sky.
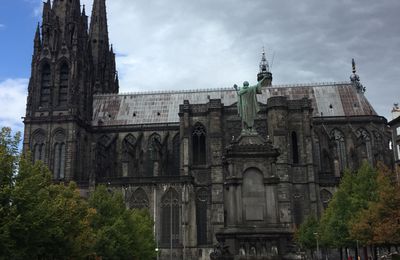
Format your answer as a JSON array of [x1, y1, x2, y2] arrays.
[[0, 0, 399, 133]]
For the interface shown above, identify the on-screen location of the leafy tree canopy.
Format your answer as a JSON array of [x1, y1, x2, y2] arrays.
[[318, 162, 379, 248], [0, 127, 156, 260]]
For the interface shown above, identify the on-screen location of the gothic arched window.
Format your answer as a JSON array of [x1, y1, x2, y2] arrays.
[[96, 135, 116, 178], [40, 63, 51, 108], [356, 128, 372, 163], [192, 123, 206, 165], [58, 63, 69, 107], [129, 188, 149, 209], [122, 134, 137, 177], [147, 134, 161, 176], [291, 131, 299, 164], [330, 129, 347, 172], [32, 129, 46, 163], [53, 129, 66, 179], [161, 188, 180, 246], [196, 188, 209, 245]]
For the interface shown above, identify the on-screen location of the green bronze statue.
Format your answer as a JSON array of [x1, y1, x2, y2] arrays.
[[234, 77, 267, 132]]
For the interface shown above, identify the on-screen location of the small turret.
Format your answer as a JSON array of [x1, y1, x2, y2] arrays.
[[257, 47, 273, 87], [350, 58, 365, 93]]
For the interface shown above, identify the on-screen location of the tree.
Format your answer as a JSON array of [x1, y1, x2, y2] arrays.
[[319, 162, 379, 249], [0, 127, 95, 259], [0, 127, 156, 259], [88, 185, 156, 260], [350, 163, 400, 246], [0, 127, 21, 258], [295, 216, 319, 257]]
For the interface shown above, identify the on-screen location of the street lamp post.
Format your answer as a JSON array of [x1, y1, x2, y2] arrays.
[[314, 232, 320, 260]]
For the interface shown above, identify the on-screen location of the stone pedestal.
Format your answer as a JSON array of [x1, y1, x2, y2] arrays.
[[215, 132, 297, 259]]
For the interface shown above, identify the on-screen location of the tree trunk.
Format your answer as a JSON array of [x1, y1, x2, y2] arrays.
[[340, 247, 343, 260]]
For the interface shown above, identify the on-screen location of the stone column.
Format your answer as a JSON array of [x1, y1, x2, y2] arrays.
[[209, 99, 224, 242]]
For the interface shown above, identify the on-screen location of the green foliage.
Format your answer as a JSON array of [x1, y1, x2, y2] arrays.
[[350, 164, 400, 246], [0, 127, 156, 259], [294, 216, 319, 250], [89, 186, 156, 260], [0, 127, 95, 259], [319, 162, 379, 248], [132, 208, 157, 259]]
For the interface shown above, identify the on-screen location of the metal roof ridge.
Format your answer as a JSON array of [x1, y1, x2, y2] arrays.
[[93, 81, 352, 97]]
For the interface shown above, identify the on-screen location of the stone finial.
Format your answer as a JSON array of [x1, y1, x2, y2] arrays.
[[350, 58, 365, 93]]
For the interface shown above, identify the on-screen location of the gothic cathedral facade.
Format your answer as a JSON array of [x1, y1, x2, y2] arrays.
[[23, 0, 392, 259]]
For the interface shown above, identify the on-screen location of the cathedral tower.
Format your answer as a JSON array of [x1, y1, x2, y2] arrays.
[[23, 0, 116, 183]]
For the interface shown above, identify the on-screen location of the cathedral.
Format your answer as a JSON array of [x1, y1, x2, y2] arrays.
[[23, 0, 393, 259]]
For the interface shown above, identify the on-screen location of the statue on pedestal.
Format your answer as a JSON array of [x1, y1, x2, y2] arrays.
[[234, 76, 267, 133]]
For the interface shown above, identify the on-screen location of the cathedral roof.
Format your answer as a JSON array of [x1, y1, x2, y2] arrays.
[[92, 81, 377, 126]]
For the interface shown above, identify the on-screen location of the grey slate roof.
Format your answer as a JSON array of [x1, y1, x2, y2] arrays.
[[92, 82, 377, 126]]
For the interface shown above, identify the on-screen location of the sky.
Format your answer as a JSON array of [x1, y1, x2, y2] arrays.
[[0, 0, 399, 133]]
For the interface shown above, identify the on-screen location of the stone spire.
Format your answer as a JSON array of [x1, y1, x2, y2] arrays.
[[89, 0, 118, 94], [350, 59, 365, 93], [33, 23, 41, 54], [257, 47, 273, 87], [89, 0, 109, 68]]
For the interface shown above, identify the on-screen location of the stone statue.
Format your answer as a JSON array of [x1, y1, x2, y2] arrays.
[[234, 77, 267, 132]]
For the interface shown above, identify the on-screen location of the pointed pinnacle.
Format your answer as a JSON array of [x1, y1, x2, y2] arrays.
[[35, 22, 40, 35], [352, 58, 356, 74]]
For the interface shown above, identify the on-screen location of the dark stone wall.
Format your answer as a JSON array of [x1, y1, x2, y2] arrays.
[[23, 94, 392, 259]]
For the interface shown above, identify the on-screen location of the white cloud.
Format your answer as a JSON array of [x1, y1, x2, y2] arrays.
[[18, 0, 400, 120], [0, 79, 28, 132], [99, 0, 400, 119]]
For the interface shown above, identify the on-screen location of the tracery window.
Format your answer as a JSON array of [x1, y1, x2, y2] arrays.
[[196, 188, 209, 245], [291, 131, 299, 164], [129, 188, 149, 209], [122, 134, 137, 177], [330, 129, 347, 172], [53, 144, 66, 179], [147, 134, 161, 176], [40, 63, 51, 108], [53, 129, 66, 179], [192, 123, 206, 165], [58, 63, 69, 107], [96, 135, 116, 178], [32, 130, 46, 163], [161, 188, 180, 246], [356, 128, 372, 163]]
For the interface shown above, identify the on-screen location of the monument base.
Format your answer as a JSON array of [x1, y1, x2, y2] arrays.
[[215, 131, 299, 259]]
